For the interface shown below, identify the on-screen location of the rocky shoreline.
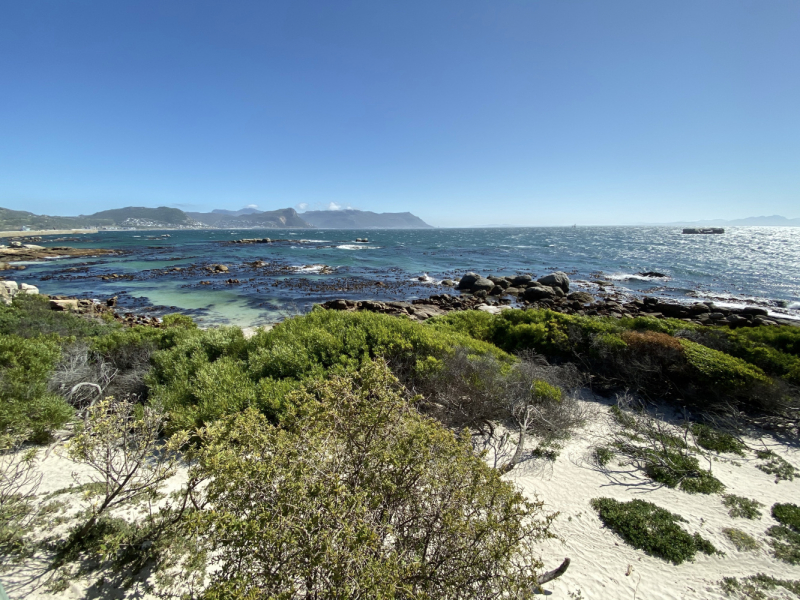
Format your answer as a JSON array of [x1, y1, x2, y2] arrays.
[[0, 242, 118, 270], [320, 271, 799, 328]]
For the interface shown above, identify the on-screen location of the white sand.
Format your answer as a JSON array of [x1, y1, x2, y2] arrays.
[[3, 399, 799, 599]]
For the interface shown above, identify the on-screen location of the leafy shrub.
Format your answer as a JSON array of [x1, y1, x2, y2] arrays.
[[178, 361, 555, 598], [766, 525, 800, 565], [722, 528, 760, 551], [756, 450, 797, 482], [690, 424, 746, 455], [643, 449, 725, 494], [679, 339, 771, 389], [722, 495, 763, 520], [593, 446, 615, 467], [0, 294, 113, 339], [0, 334, 72, 442], [772, 503, 800, 531], [590, 497, 717, 564], [151, 310, 509, 432], [722, 574, 800, 599]]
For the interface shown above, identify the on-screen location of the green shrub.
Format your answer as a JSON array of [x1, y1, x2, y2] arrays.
[[178, 361, 555, 598], [690, 424, 746, 455], [0, 334, 72, 442], [642, 449, 725, 494], [0, 294, 114, 339], [772, 503, 800, 531], [756, 450, 797, 482], [766, 525, 800, 565], [593, 446, 615, 467], [722, 528, 760, 552], [722, 574, 800, 599], [590, 497, 717, 564], [679, 339, 771, 389], [722, 495, 763, 520]]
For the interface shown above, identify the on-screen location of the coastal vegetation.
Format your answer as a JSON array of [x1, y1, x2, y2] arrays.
[[1, 295, 799, 596]]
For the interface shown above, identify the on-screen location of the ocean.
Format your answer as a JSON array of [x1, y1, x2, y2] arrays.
[[12, 226, 800, 327]]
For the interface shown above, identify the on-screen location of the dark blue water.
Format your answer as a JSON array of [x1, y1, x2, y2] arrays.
[[11, 227, 800, 326]]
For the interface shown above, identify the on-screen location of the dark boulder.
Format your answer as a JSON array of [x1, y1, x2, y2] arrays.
[[524, 286, 556, 301], [456, 272, 481, 290], [537, 271, 570, 292], [510, 274, 533, 287]]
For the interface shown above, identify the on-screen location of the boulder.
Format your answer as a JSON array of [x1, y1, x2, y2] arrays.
[[510, 274, 533, 287], [19, 283, 39, 295], [456, 272, 481, 290], [537, 271, 570, 292], [488, 276, 510, 289], [50, 299, 80, 312], [742, 306, 768, 316], [471, 277, 496, 292], [523, 286, 556, 301], [504, 287, 521, 296], [567, 291, 594, 304]]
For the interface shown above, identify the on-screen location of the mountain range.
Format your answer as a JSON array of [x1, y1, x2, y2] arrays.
[[0, 206, 433, 230]]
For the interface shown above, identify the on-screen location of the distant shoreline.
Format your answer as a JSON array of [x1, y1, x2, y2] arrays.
[[0, 229, 98, 238]]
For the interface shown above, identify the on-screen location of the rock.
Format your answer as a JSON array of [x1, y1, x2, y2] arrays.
[[638, 271, 667, 278], [488, 276, 510, 289], [19, 283, 39, 295], [106, 296, 118, 307], [471, 277, 496, 292], [742, 306, 768, 316], [9, 241, 22, 248], [537, 271, 570, 292], [474, 290, 489, 299], [567, 291, 594, 304], [510, 274, 533, 287], [524, 286, 556, 301], [456, 272, 481, 290], [441, 279, 455, 287], [504, 287, 521, 296], [50, 299, 80, 311]]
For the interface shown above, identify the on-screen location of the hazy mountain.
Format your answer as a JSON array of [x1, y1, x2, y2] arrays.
[[187, 208, 312, 228], [300, 209, 432, 229], [211, 207, 262, 216], [644, 215, 800, 227], [0, 206, 198, 229]]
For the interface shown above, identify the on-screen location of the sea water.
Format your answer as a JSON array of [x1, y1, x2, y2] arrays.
[[12, 227, 800, 327]]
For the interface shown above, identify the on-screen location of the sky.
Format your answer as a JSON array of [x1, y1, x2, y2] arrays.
[[1, 1, 798, 227]]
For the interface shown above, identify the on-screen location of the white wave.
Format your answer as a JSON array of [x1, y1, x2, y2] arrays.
[[336, 244, 380, 250], [412, 273, 438, 284], [605, 272, 669, 282], [292, 264, 332, 273], [789, 301, 800, 310]]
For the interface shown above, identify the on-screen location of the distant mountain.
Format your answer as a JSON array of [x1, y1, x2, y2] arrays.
[[645, 215, 800, 227], [0, 206, 199, 229], [211, 207, 262, 216], [300, 209, 432, 229], [187, 208, 312, 228]]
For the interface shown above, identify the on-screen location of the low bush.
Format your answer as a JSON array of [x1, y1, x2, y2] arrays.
[[722, 528, 760, 552], [721, 574, 800, 599], [722, 495, 764, 520], [690, 424, 746, 455], [772, 503, 800, 531], [0, 334, 72, 442], [176, 361, 556, 598], [590, 497, 717, 564], [593, 446, 615, 467], [756, 450, 797, 482], [0, 294, 114, 339]]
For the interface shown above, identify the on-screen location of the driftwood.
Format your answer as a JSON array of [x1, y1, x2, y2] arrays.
[[538, 557, 570, 585]]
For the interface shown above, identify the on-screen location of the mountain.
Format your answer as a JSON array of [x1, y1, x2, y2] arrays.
[[300, 210, 432, 229], [0, 206, 200, 230], [644, 215, 800, 227], [211, 207, 262, 216], [186, 208, 312, 228]]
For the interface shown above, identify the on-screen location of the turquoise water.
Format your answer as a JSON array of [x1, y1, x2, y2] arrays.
[[13, 227, 800, 326]]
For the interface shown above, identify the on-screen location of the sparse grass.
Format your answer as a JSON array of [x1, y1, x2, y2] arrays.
[[590, 497, 717, 564], [723, 495, 764, 520], [722, 528, 760, 551], [767, 502, 800, 565], [690, 423, 746, 455], [721, 574, 800, 599], [593, 446, 615, 467], [756, 450, 797, 482]]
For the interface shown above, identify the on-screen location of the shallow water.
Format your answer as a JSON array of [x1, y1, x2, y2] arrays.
[[11, 227, 800, 326]]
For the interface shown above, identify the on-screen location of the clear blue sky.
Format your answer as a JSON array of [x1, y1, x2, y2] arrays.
[[1, 1, 798, 227]]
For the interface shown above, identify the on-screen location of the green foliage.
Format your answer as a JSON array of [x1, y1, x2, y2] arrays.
[[0, 294, 114, 339], [151, 310, 508, 432], [533, 379, 562, 402], [723, 495, 764, 520], [679, 339, 771, 389], [0, 333, 72, 442], [766, 525, 800, 565], [756, 450, 797, 482], [161, 313, 197, 329], [772, 503, 800, 531], [180, 361, 554, 599], [690, 423, 746, 455], [593, 446, 615, 467], [722, 574, 800, 599], [643, 448, 725, 494], [722, 527, 760, 551], [590, 497, 717, 564]]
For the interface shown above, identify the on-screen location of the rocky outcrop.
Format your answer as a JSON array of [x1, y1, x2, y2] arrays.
[[0, 281, 39, 305], [537, 271, 570, 292], [0, 246, 117, 265]]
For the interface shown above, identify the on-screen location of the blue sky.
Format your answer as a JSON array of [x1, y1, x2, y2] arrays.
[[1, 1, 798, 227]]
